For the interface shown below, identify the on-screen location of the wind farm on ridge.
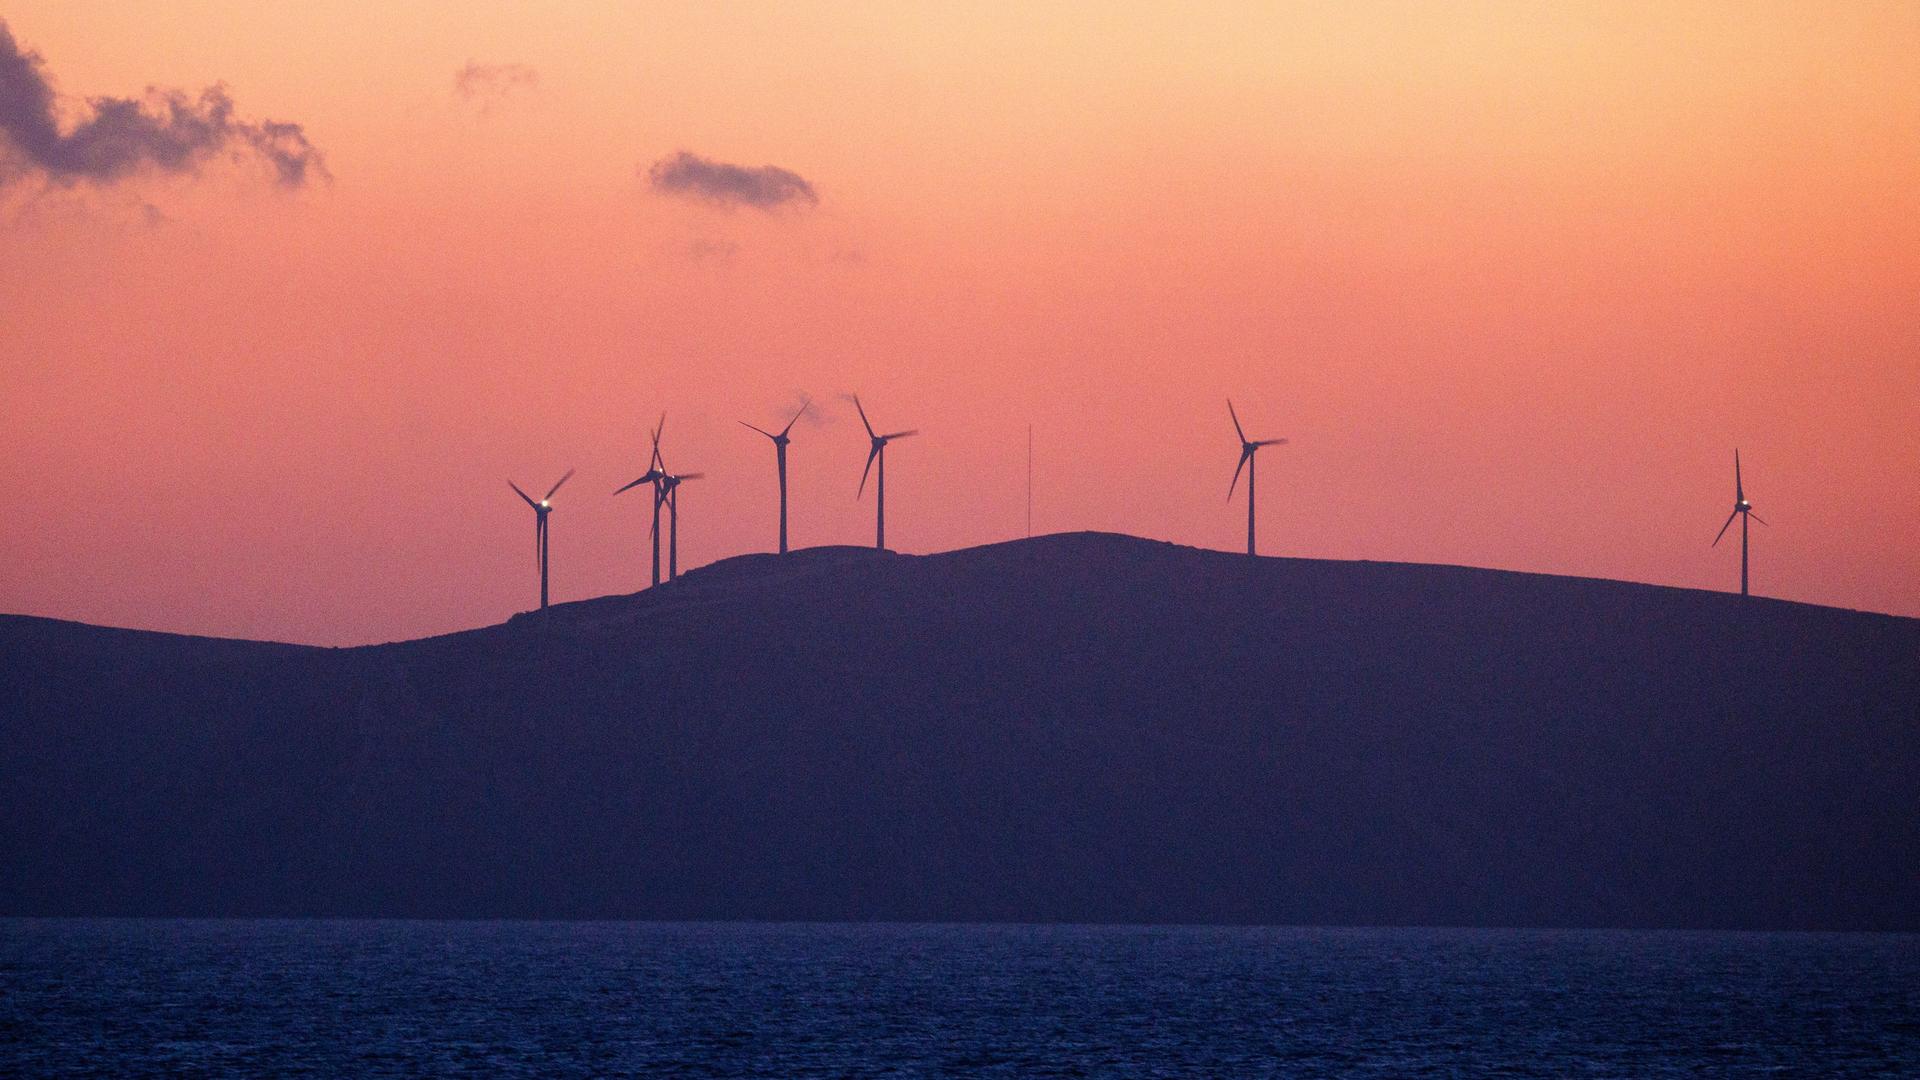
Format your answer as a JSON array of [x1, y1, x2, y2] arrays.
[[509, 397, 1770, 614]]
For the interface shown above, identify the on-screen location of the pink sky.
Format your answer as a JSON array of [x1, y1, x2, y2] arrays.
[[2, 3, 1916, 644]]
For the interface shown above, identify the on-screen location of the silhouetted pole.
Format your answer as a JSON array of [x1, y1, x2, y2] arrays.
[[538, 513, 549, 610], [1246, 452, 1256, 556], [777, 443, 789, 555], [650, 490, 663, 587], [1741, 512, 1749, 597], [876, 445, 886, 550], [669, 485, 680, 581]]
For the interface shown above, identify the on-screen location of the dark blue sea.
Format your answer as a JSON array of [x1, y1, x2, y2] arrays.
[[2, 921, 1916, 1077]]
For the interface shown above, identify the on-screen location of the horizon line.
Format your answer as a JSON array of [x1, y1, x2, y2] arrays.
[[2, 529, 1909, 650]]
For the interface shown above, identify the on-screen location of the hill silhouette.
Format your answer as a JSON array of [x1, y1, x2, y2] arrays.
[[3, 532, 1916, 929]]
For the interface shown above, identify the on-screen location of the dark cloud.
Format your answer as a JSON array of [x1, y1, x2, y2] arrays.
[[646, 151, 817, 210], [454, 61, 537, 109], [0, 20, 325, 188]]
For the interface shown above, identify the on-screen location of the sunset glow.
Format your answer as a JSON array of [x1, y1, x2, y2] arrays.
[[3, 3, 1916, 643]]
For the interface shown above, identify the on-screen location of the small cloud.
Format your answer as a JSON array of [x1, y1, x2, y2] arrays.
[[646, 150, 817, 211], [139, 201, 168, 227], [245, 118, 325, 187], [746, 393, 827, 432], [790, 392, 833, 428], [453, 61, 537, 112], [685, 237, 738, 262], [0, 19, 327, 189]]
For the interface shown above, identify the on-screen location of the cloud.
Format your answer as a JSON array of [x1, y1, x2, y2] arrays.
[[453, 61, 537, 110], [0, 19, 325, 188], [789, 391, 832, 428], [684, 237, 738, 262], [646, 151, 817, 210]]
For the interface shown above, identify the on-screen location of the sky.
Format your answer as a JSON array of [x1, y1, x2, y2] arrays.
[[2, 2, 1916, 645]]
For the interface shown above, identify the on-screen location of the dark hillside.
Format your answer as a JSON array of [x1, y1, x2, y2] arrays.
[[3, 533, 1915, 928]]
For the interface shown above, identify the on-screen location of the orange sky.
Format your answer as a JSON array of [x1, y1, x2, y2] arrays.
[[3, 2, 1917, 644]]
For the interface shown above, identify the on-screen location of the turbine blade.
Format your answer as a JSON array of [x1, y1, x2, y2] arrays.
[[854, 394, 876, 438], [544, 469, 575, 501], [509, 481, 537, 508], [739, 421, 774, 439], [1712, 509, 1738, 546], [677, 472, 705, 481], [1228, 399, 1246, 443], [1734, 449, 1743, 501], [1748, 511, 1768, 527], [1228, 449, 1251, 500], [613, 473, 657, 496], [859, 443, 880, 497], [780, 398, 810, 437], [1258, 438, 1289, 447], [883, 429, 918, 439]]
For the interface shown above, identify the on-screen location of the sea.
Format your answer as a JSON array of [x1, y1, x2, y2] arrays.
[[2, 920, 1916, 1077]]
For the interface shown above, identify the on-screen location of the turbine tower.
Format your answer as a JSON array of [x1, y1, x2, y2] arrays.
[[656, 466, 703, 581], [740, 399, 810, 554], [1712, 449, 1768, 596], [508, 469, 573, 610], [1227, 400, 1288, 557], [855, 395, 917, 551], [640, 423, 703, 583], [613, 415, 667, 586]]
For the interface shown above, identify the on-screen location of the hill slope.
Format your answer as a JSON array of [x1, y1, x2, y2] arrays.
[[3, 533, 1916, 928]]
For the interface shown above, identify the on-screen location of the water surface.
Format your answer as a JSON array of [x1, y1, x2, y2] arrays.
[[3, 920, 1916, 1076]]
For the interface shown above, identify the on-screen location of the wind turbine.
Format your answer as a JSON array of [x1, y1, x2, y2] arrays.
[[1712, 449, 1767, 596], [740, 399, 810, 554], [613, 415, 667, 587], [508, 469, 573, 610], [657, 467, 703, 581], [642, 419, 703, 582], [855, 395, 917, 551], [1227, 400, 1288, 557]]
